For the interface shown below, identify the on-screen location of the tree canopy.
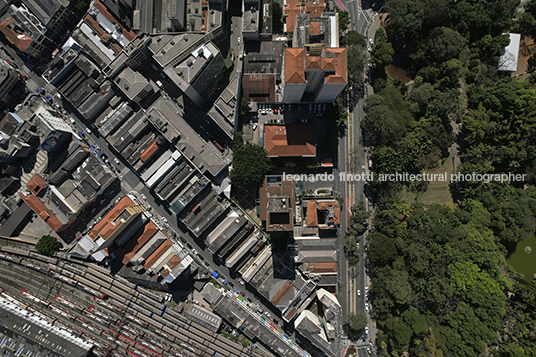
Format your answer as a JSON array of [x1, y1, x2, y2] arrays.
[[35, 235, 62, 255], [230, 133, 272, 190]]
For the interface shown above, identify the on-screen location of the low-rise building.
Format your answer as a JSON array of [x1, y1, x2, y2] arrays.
[[259, 175, 294, 231], [264, 125, 316, 158]]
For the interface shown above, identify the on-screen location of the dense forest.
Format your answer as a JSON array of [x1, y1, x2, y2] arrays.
[[363, 0, 536, 355]]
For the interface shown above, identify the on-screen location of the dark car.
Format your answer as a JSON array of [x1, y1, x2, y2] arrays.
[[204, 261, 210, 266], [228, 281, 234, 288], [240, 291, 245, 297], [180, 237, 186, 243], [11, 62, 18, 69], [187, 243, 192, 249]]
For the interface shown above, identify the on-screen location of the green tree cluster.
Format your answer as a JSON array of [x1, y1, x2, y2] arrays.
[[272, 1, 284, 34], [35, 235, 62, 255], [361, 85, 455, 198], [370, 200, 513, 356], [384, 0, 518, 88], [347, 312, 368, 338], [345, 199, 371, 264], [229, 132, 272, 191]]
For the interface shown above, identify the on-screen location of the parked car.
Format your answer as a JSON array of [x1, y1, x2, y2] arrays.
[[85, 127, 92, 134], [114, 158, 120, 164], [140, 194, 147, 200]]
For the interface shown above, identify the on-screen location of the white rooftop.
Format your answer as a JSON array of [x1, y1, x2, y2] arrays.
[[498, 33, 521, 71]]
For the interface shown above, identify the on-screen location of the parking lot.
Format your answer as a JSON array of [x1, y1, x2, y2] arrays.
[[249, 103, 330, 146]]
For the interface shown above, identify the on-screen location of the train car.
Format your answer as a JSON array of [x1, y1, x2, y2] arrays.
[[86, 268, 114, 285], [136, 293, 165, 312], [163, 313, 189, 330], [55, 294, 85, 312], [118, 334, 137, 347], [0, 246, 30, 257], [164, 309, 191, 327], [29, 251, 58, 265], [53, 273, 78, 286], [90, 306, 118, 324], [0, 253, 22, 264], [188, 323, 215, 338], [100, 288, 127, 304], [21, 290, 50, 308], [136, 340, 163, 357], [74, 276, 102, 296], [136, 299, 159, 314], [51, 306, 77, 321], [109, 286, 135, 302], [136, 286, 164, 304], [24, 261, 48, 273]]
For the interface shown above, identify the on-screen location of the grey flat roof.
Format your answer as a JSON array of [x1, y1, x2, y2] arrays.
[[180, 190, 227, 237], [147, 97, 227, 177], [243, 40, 284, 75], [149, 33, 205, 68]]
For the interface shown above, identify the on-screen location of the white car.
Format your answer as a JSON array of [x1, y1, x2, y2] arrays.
[[365, 327, 369, 334], [162, 216, 168, 223], [114, 158, 120, 164], [357, 289, 361, 296], [252, 123, 258, 130], [239, 279, 245, 286], [85, 127, 92, 134], [140, 194, 147, 200], [192, 249, 198, 255], [369, 39, 374, 46], [365, 303, 369, 311], [238, 37, 241, 44], [70, 117, 76, 124]]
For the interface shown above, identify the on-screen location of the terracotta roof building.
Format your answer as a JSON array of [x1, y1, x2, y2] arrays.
[[282, 47, 347, 103], [0, 1, 74, 57], [264, 125, 315, 157]]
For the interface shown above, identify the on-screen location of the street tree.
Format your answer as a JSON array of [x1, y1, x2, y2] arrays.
[[36, 235, 62, 255]]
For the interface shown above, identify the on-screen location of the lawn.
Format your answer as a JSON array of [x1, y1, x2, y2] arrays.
[[507, 234, 536, 281], [402, 153, 456, 207]]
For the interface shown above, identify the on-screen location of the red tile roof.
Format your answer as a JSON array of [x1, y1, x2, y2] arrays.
[[264, 125, 316, 157], [166, 255, 181, 270], [305, 0, 325, 18], [0, 18, 32, 52], [93, 0, 136, 41], [270, 281, 294, 305], [309, 20, 321, 35], [140, 141, 158, 162], [307, 201, 318, 226], [307, 262, 337, 273], [20, 193, 63, 232], [144, 240, 172, 270], [324, 48, 347, 84], [283, 0, 302, 33], [27, 175, 46, 196], [305, 56, 322, 70], [284, 48, 306, 84], [118, 221, 159, 265], [88, 196, 135, 240]]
